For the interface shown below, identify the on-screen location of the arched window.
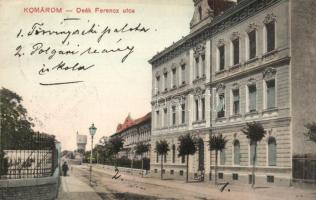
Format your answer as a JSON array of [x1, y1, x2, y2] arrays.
[[172, 144, 176, 163], [233, 140, 240, 165], [268, 137, 277, 166]]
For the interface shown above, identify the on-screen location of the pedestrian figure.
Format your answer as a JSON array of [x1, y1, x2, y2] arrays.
[[62, 162, 69, 176]]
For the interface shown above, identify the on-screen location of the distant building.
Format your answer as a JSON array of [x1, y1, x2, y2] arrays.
[[111, 113, 151, 160], [76, 132, 87, 152], [149, 0, 316, 186]]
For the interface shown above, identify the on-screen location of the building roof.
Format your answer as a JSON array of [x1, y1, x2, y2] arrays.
[[115, 112, 151, 133]]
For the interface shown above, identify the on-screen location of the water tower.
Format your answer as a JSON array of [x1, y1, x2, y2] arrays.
[[76, 131, 87, 152]]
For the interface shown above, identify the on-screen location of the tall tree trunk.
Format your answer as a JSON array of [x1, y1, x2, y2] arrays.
[[210, 150, 212, 181], [215, 150, 218, 184], [141, 154, 144, 178], [160, 154, 163, 180], [186, 154, 189, 183], [252, 143, 257, 189]]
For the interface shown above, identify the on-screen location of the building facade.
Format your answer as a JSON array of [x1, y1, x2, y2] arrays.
[[149, 0, 316, 186], [111, 113, 151, 160]]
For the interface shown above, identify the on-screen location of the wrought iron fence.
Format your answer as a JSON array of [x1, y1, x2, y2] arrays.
[[293, 156, 316, 183], [0, 132, 57, 179]]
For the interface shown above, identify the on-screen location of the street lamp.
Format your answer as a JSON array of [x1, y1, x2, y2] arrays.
[[89, 123, 97, 186]]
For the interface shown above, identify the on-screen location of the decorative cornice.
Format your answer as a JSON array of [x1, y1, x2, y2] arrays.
[[216, 83, 226, 93], [262, 67, 277, 80], [247, 77, 257, 85], [246, 22, 259, 33], [230, 31, 241, 41], [263, 13, 277, 24], [149, 0, 282, 67]]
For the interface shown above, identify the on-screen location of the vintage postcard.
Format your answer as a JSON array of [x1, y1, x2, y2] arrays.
[[0, 0, 315, 199]]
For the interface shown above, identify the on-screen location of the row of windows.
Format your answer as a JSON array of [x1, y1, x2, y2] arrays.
[[217, 79, 276, 118], [217, 20, 276, 71], [220, 137, 277, 167], [155, 64, 186, 95], [155, 136, 277, 167], [156, 144, 186, 164], [218, 173, 275, 184]]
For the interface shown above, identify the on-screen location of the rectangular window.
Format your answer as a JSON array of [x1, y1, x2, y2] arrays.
[[180, 170, 184, 176], [248, 30, 256, 59], [172, 106, 176, 125], [233, 39, 240, 65], [162, 169, 165, 174], [164, 72, 168, 91], [201, 55, 206, 76], [156, 152, 159, 163], [201, 98, 205, 120], [195, 99, 199, 121], [156, 76, 160, 94], [164, 108, 168, 127], [170, 170, 174, 175], [266, 80, 276, 109], [248, 85, 257, 112], [217, 93, 225, 118], [181, 104, 185, 124], [181, 155, 185, 163], [219, 46, 225, 70], [172, 68, 177, 88], [181, 64, 186, 84], [249, 175, 255, 184], [267, 176, 274, 183], [156, 111, 160, 128], [218, 173, 224, 179], [164, 154, 167, 163], [195, 57, 199, 78], [232, 89, 240, 115], [266, 21, 275, 52], [233, 173, 239, 180], [154, 169, 158, 173]]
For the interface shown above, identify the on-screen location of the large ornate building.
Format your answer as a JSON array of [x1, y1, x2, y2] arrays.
[[111, 113, 151, 159], [149, 0, 316, 186]]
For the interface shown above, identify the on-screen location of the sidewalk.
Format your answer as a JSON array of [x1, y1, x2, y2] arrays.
[[57, 174, 102, 200]]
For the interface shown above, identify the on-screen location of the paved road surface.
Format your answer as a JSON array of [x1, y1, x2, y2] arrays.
[[58, 165, 316, 200]]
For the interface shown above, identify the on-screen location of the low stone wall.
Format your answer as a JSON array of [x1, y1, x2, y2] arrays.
[[0, 168, 60, 200]]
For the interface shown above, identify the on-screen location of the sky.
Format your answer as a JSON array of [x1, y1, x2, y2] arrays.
[[0, 0, 194, 151]]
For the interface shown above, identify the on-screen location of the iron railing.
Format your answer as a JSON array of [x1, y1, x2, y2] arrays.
[[0, 132, 57, 179]]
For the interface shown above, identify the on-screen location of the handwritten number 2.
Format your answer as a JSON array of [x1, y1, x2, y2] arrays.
[[14, 45, 23, 57]]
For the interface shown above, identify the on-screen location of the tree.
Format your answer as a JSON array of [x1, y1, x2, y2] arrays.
[[178, 134, 197, 183], [209, 133, 227, 184], [155, 140, 170, 180], [109, 136, 124, 167], [0, 87, 35, 149], [241, 121, 266, 188], [135, 143, 150, 177]]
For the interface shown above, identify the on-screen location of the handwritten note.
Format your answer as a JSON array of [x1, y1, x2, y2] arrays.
[[14, 18, 151, 85]]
